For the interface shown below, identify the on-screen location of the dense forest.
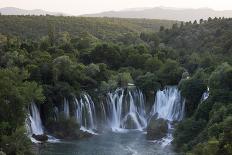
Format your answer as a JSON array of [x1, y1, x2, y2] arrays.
[[0, 15, 231, 155], [0, 15, 178, 41]]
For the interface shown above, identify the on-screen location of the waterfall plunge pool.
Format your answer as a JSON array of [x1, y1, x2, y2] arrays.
[[39, 131, 179, 155], [29, 86, 186, 155]]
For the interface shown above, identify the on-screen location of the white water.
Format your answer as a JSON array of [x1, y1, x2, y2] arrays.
[[106, 88, 147, 132], [26, 102, 59, 143], [27, 102, 44, 135], [26, 86, 185, 146], [74, 94, 97, 132], [63, 98, 70, 119], [150, 86, 185, 146], [201, 87, 210, 102], [150, 86, 185, 121]]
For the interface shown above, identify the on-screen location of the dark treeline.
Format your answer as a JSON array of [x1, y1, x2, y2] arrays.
[[0, 16, 231, 155]]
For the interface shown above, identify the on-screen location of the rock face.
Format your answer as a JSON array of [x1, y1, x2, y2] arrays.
[[146, 117, 168, 140], [32, 134, 48, 142]]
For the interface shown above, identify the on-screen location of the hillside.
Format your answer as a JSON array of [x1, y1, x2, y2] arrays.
[[83, 7, 232, 21], [0, 15, 178, 41]]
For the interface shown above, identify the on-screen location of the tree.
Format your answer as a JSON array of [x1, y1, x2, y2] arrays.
[[158, 59, 184, 86], [91, 43, 121, 69], [135, 72, 161, 94], [159, 26, 164, 31], [209, 63, 232, 102], [144, 57, 163, 73], [0, 67, 44, 154], [179, 69, 208, 116], [48, 22, 55, 46]]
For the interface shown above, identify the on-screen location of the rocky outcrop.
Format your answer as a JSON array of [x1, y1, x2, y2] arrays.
[[146, 117, 168, 140], [32, 134, 48, 142], [46, 117, 93, 140]]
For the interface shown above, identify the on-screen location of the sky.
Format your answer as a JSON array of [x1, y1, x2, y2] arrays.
[[0, 0, 232, 15]]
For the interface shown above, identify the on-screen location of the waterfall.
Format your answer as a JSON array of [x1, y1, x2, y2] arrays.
[[201, 87, 210, 102], [149, 86, 185, 146], [106, 88, 147, 131], [63, 98, 70, 119], [26, 102, 59, 143], [25, 86, 186, 146], [74, 94, 97, 132], [27, 102, 44, 135], [150, 86, 185, 121]]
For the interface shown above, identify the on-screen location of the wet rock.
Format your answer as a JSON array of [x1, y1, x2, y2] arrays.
[[123, 114, 138, 129], [78, 131, 93, 139], [146, 117, 168, 140], [32, 134, 48, 142]]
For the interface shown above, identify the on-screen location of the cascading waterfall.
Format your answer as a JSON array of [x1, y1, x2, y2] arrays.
[[149, 86, 185, 146], [26, 102, 59, 143], [106, 88, 147, 131], [150, 86, 185, 121], [25, 86, 185, 146], [74, 94, 97, 132], [63, 98, 70, 119], [201, 87, 210, 102], [27, 102, 44, 135]]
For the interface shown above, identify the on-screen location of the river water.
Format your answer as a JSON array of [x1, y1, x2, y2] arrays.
[[40, 131, 179, 155]]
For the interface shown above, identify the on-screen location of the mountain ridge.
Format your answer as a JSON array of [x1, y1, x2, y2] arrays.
[[82, 7, 232, 21], [0, 7, 69, 16], [1, 7, 232, 21]]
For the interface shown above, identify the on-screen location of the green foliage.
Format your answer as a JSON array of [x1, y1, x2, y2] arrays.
[[0, 16, 177, 41], [209, 63, 232, 102], [135, 72, 161, 94], [46, 116, 80, 139], [174, 63, 232, 154], [0, 126, 33, 155], [179, 69, 207, 116], [144, 57, 163, 73], [0, 68, 44, 154], [158, 59, 184, 85], [174, 118, 207, 151], [91, 43, 121, 69]]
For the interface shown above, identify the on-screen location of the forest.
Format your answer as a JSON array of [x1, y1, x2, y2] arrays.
[[0, 15, 231, 155]]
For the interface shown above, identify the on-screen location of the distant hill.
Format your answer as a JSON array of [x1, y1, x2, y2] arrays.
[[0, 7, 68, 16], [83, 7, 232, 21]]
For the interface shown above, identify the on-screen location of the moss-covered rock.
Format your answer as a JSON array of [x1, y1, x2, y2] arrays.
[[46, 117, 93, 140], [146, 117, 168, 140]]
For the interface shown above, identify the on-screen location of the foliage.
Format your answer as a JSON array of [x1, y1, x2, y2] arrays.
[[174, 63, 232, 154], [0, 15, 232, 154], [179, 69, 208, 116]]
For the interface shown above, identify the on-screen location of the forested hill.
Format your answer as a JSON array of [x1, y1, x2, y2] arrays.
[[158, 18, 232, 73], [0, 15, 178, 41]]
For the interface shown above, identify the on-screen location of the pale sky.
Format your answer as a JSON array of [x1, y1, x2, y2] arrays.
[[0, 0, 232, 15]]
